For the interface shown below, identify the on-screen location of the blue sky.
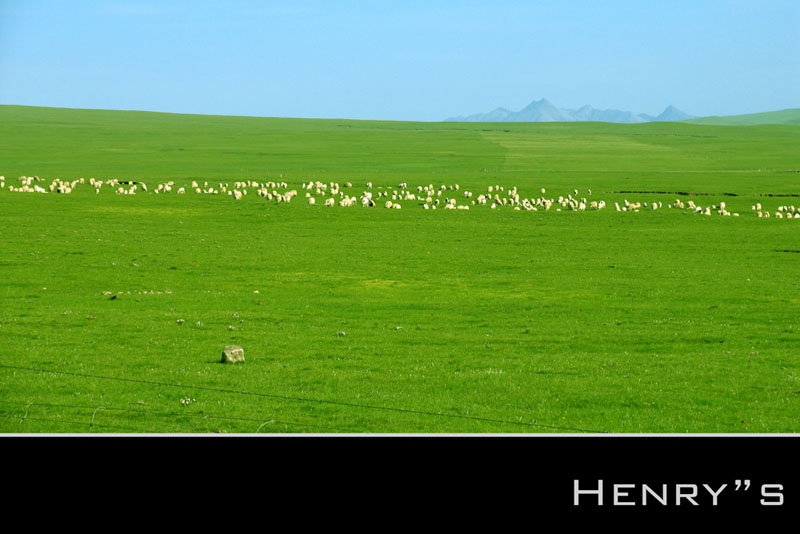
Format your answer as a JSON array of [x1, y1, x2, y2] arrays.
[[1, 0, 798, 120]]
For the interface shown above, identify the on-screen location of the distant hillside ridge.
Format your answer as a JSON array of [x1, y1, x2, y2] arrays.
[[446, 98, 694, 123], [686, 108, 800, 126]]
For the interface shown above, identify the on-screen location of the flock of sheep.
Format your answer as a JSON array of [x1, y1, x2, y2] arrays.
[[3, 174, 800, 220]]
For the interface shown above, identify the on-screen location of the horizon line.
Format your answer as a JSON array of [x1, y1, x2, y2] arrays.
[[1, 102, 799, 124]]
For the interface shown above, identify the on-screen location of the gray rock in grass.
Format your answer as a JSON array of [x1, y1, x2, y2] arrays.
[[221, 345, 245, 364]]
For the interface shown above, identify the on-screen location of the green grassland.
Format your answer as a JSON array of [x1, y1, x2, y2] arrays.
[[687, 108, 800, 126], [1, 105, 799, 433]]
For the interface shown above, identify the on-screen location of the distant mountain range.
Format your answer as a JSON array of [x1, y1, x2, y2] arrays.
[[445, 98, 694, 123]]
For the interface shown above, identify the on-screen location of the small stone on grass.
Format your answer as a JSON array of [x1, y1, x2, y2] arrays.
[[221, 345, 245, 363]]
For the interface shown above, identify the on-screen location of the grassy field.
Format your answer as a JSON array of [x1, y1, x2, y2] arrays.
[[687, 108, 800, 126], [1, 105, 799, 433]]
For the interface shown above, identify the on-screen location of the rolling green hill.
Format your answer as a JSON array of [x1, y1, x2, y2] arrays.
[[686, 108, 800, 126]]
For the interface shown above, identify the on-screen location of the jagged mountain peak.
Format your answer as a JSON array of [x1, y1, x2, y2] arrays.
[[446, 100, 694, 123], [655, 105, 694, 122]]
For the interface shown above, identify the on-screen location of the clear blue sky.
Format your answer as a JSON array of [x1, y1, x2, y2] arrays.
[[1, 0, 798, 121]]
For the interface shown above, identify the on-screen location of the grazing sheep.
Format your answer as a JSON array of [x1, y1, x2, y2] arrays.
[[8, 175, 794, 226]]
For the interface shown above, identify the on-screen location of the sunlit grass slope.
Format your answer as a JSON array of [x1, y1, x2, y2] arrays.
[[687, 108, 800, 126]]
